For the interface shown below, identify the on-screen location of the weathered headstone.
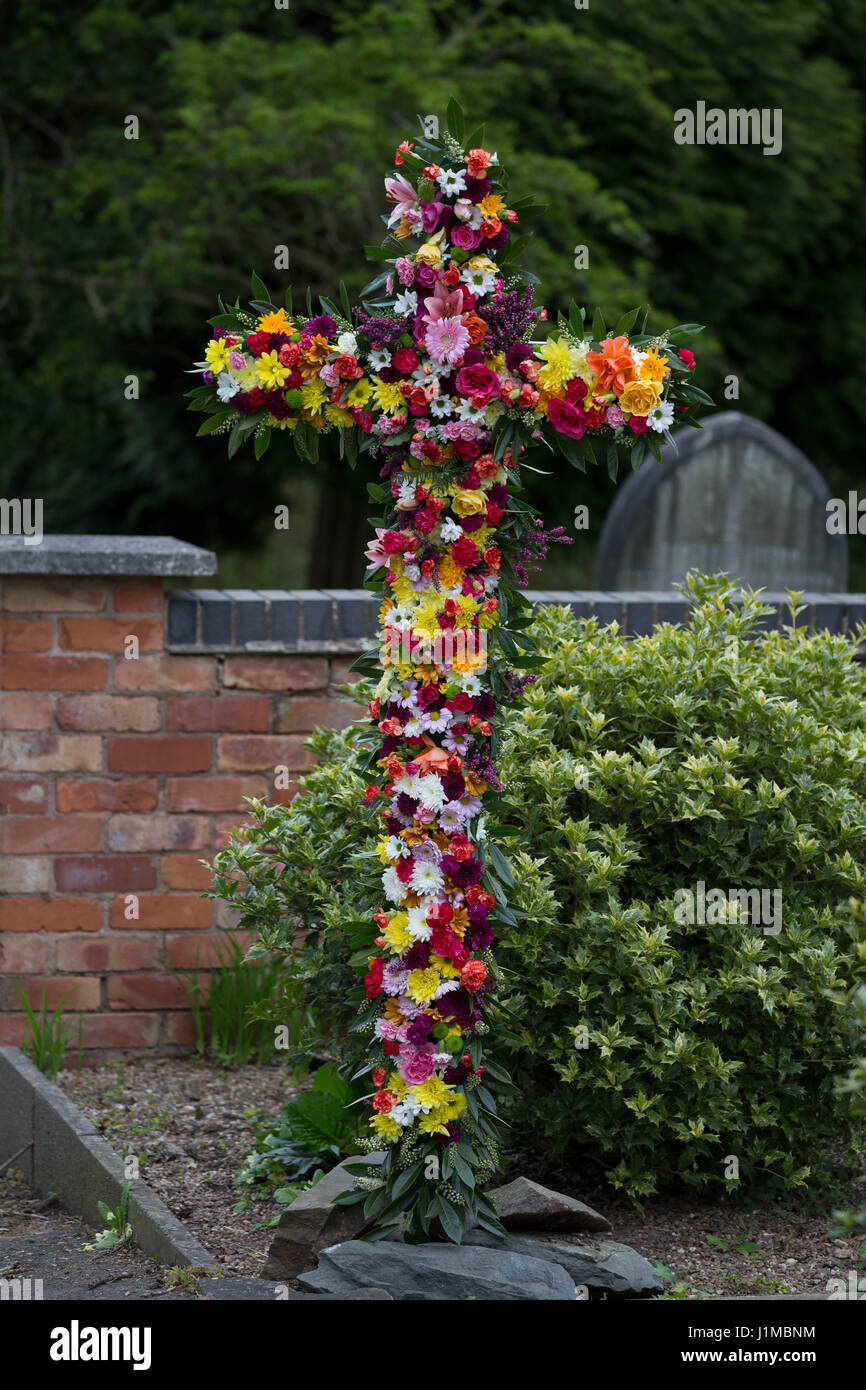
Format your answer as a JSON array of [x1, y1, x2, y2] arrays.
[[596, 412, 847, 592]]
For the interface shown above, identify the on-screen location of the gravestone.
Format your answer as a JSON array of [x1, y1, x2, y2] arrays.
[[596, 412, 847, 592]]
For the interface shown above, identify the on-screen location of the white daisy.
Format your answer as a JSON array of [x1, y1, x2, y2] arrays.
[[434, 979, 460, 997], [411, 860, 444, 896], [461, 266, 497, 296], [384, 835, 410, 861], [417, 777, 447, 813], [429, 394, 455, 419], [368, 347, 392, 370], [649, 399, 675, 433], [406, 905, 433, 941], [437, 167, 467, 196]]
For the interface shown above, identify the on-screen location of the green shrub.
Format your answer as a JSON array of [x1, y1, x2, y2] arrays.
[[210, 575, 866, 1199]]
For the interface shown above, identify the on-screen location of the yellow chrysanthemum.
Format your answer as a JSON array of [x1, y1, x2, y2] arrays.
[[324, 404, 354, 427], [384, 999, 406, 1025], [204, 339, 232, 373], [478, 193, 507, 219], [395, 218, 413, 240], [372, 376, 407, 415], [411, 1076, 451, 1108], [301, 409, 326, 429], [418, 1113, 450, 1136], [484, 352, 505, 372], [390, 576, 414, 607], [257, 308, 293, 333], [536, 337, 590, 394], [371, 1113, 402, 1142], [478, 608, 499, 630], [464, 771, 487, 796], [383, 913, 413, 954], [406, 967, 440, 1004], [346, 378, 373, 407], [267, 415, 297, 430], [439, 556, 463, 588], [301, 379, 328, 411], [388, 1073, 408, 1100], [639, 348, 670, 383], [255, 351, 290, 390]]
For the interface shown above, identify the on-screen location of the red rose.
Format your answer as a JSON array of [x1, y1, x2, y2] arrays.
[[679, 349, 696, 371], [393, 347, 419, 373], [548, 398, 587, 439], [440, 266, 461, 287]]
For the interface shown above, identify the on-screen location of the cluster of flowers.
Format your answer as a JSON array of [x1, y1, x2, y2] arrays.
[[190, 117, 704, 1170]]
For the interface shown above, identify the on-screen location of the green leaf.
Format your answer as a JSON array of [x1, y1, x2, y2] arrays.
[[391, 1160, 424, 1200], [254, 428, 271, 460], [446, 98, 465, 144], [435, 1193, 465, 1244], [591, 307, 607, 342], [250, 271, 271, 306]]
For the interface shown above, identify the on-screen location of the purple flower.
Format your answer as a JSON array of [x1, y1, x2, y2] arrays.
[[302, 314, 335, 339]]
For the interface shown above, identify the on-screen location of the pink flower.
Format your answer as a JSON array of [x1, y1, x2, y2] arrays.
[[364, 528, 390, 571], [384, 172, 418, 227], [399, 1046, 436, 1085], [425, 317, 470, 365], [422, 281, 465, 326], [320, 364, 340, 388], [629, 415, 650, 434], [451, 225, 483, 251], [548, 398, 587, 439], [455, 365, 500, 401], [395, 257, 415, 286], [606, 405, 625, 427]]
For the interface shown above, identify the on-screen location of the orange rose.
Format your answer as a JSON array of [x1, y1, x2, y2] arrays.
[[585, 336, 636, 396], [462, 310, 488, 345]]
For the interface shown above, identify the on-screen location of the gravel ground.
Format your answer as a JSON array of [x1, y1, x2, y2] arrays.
[[61, 1058, 299, 1277], [60, 1058, 865, 1296]]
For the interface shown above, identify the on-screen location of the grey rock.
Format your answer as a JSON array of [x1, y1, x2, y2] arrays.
[[261, 1153, 386, 1280], [0, 534, 217, 576], [196, 1277, 393, 1301], [464, 1228, 662, 1297], [297, 1239, 577, 1300], [596, 411, 847, 592], [488, 1176, 611, 1233]]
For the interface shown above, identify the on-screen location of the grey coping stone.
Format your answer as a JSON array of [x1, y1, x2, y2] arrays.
[[292, 589, 334, 642], [0, 534, 216, 576], [225, 589, 267, 644], [259, 590, 300, 645], [321, 589, 372, 640], [166, 589, 198, 645], [0, 1046, 215, 1268], [189, 589, 233, 646], [596, 411, 848, 592]]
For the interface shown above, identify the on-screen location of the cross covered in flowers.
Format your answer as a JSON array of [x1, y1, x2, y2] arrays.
[[188, 101, 709, 1242]]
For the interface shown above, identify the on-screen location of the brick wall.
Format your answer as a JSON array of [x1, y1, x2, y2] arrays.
[[0, 572, 363, 1056], [2, 537, 864, 1058]]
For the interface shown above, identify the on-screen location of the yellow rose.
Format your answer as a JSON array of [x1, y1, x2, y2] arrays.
[[451, 488, 487, 517], [619, 379, 662, 415]]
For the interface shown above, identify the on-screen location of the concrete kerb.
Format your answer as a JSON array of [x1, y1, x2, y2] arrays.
[[0, 1046, 216, 1269]]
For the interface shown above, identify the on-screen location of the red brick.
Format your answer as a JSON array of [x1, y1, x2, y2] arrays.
[[0, 777, 49, 814], [0, 897, 101, 933], [166, 695, 270, 733], [0, 694, 52, 730], [0, 816, 103, 854], [109, 894, 212, 929], [223, 656, 328, 692], [54, 856, 156, 893], [0, 1015, 28, 1045], [160, 854, 214, 890], [107, 974, 193, 1010], [56, 777, 158, 813], [1, 655, 107, 691], [58, 617, 163, 653], [0, 617, 52, 651], [57, 937, 159, 972], [163, 1012, 198, 1046], [164, 776, 267, 812], [108, 736, 211, 773], [0, 733, 102, 773], [113, 655, 217, 693], [106, 814, 210, 853], [217, 736, 314, 773], [214, 815, 252, 850], [165, 932, 252, 968], [1, 580, 106, 613], [276, 695, 363, 733], [13, 976, 100, 1010], [113, 581, 163, 612], [57, 694, 159, 732], [0, 858, 52, 893], [0, 935, 47, 973], [79, 1012, 159, 1048], [330, 659, 364, 685]]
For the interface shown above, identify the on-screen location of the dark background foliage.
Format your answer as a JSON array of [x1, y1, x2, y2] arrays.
[[3, 0, 864, 584]]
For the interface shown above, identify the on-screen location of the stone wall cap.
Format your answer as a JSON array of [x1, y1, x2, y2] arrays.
[[0, 534, 217, 576]]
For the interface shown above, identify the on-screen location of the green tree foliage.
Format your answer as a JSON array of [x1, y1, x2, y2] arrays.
[[2, 1, 863, 575], [209, 578, 866, 1199]]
